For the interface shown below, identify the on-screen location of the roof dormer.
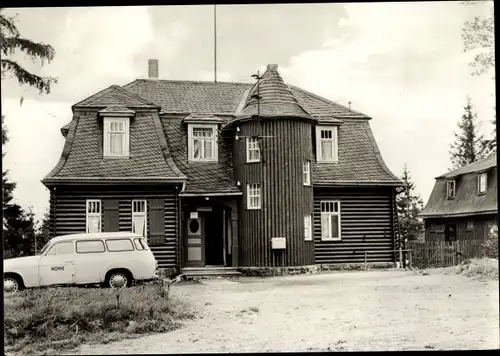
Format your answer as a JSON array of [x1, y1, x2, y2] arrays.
[[183, 113, 223, 163], [98, 106, 136, 159]]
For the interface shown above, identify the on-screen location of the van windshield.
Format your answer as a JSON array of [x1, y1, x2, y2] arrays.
[[38, 242, 50, 255]]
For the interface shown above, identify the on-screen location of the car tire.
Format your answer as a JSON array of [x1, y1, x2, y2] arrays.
[[105, 270, 132, 289], [4, 274, 24, 294]]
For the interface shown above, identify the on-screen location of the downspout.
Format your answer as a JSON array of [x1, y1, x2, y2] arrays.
[[177, 182, 186, 273]]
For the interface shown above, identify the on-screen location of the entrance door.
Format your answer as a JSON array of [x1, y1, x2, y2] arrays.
[[185, 215, 205, 267], [444, 224, 457, 245]]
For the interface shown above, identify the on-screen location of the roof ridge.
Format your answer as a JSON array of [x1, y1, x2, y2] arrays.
[[111, 85, 160, 107], [289, 84, 370, 119], [128, 78, 253, 86]]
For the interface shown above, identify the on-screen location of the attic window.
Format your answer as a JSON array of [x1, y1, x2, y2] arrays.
[[446, 180, 456, 199], [478, 172, 487, 194], [188, 124, 218, 162], [316, 126, 338, 162], [104, 117, 130, 158]]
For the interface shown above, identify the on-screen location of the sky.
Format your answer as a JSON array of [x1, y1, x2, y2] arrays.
[[1, 2, 496, 221]]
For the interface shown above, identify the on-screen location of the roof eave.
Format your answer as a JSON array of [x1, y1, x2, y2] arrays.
[[313, 180, 404, 187], [418, 209, 498, 219], [42, 177, 187, 187]]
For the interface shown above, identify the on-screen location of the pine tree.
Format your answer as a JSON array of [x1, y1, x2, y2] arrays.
[[0, 10, 57, 94], [449, 96, 486, 169], [396, 165, 424, 241]]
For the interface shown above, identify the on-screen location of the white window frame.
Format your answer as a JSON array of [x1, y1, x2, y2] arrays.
[[316, 126, 338, 163], [132, 200, 148, 238], [247, 183, 261, 210], [447, 180, 456, 199], [103, 117, 130, 158], [86, 200, 102, 233], [188, 124, 218, 162], [303, 160, 311, 186], [246, 137, 260, 163], [478, 172, 487, 194], [320, 201, 341, 241], [304, 215, 312, 241]]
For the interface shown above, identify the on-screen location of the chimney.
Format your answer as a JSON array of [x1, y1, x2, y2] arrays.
[[267, 64, 278, 71], [148, 59, 159, 79]]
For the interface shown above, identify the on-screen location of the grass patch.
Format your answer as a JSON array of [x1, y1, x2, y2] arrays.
[[4, 284, 195, 355], [455, 258, 499, 280]]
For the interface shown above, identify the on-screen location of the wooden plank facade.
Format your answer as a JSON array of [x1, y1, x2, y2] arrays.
[[48, 184, 181, 268], [233, 119, 315, 267], [313, 187, 397, 264], [424, 215, 497, 242]]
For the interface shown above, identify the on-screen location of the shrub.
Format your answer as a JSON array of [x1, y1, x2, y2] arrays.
[[4, 284, 194, 354], [482, 223, 498, 259]]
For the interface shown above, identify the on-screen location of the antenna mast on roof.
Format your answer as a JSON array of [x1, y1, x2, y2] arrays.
[[214, 4, 217, 83]]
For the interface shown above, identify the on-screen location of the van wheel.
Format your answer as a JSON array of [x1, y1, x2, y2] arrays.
[[4, 274, 24, 294], [105, 270, 132, 289]]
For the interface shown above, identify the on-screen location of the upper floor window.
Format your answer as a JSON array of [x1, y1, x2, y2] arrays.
[[188, 124, 218, 162], [132, 200, 147, 237], [316, 126, 338, 162], [446, 180, 456, 199], [247, 183, 261, 210], [86, 200, 101, 233], [478, 172, 487, 194], [104, 117, 129, 158], [246, 137, 260, 163], [303, 161, 311, 186]]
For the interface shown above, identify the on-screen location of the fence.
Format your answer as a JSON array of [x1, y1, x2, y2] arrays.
[[406, 240, 485, 269]]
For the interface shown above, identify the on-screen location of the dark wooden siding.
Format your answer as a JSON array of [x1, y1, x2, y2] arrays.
[[314, 187, 397, 264], [233, 119, 315, 267], [49, 184, 181, 268], [424, 215, 497, 241]]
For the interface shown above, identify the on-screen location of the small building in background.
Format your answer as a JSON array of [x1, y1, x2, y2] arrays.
[[419, 152, 498, 243]]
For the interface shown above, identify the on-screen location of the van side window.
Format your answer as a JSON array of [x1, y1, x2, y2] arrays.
[[76, 240, 105, 254], [134, 238, 144, 250], [106, 239, 134, 252], [46, 241, 74, 256]]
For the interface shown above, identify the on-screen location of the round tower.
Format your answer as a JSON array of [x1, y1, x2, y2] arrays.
[[228, 64, 318, 267]]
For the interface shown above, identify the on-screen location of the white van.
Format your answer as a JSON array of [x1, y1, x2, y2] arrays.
[[4, 232, 158, 294]]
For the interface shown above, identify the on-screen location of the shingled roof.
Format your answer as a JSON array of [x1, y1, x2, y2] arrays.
[[419, 152, 498, 218], [45, 66, 400, 188], [231, 64, 314, 123]]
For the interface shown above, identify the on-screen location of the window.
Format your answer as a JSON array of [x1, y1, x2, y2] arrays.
[[316, 126, 338, 162], [466, 220, 474, 230], [446, 180, 456, 199], [46, 242, 74, 256], [134, 238, 148, 250], [106, 239, 134, 252], [304, 215, 312, 240], [246, 137, 260, 163], [478, 172, 487, 194], [247, 184, 261, 210], [104, 117, 129, 157], [132, 200, 147, 237], [86, 200, 102, 233], [303, 161, 311, 186], [76, 240, 105, 254], [188, 124, 218, 161], [321, 201, 341, 241]]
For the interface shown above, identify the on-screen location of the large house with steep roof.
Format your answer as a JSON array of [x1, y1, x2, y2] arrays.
[[43, 61, 403, 274], [419, 152, 497, 243]]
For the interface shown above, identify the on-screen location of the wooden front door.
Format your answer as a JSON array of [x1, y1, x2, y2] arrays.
[[185, 214, 205, 267], [444, 224, 457, 245]]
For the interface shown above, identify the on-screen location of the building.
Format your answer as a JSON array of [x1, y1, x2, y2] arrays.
[[42, 61, 403, 272], [419, 152, 498, 242]]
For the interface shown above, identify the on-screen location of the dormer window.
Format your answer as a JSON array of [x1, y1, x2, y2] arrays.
[[188, 124, 218, 162], [478, 172, 487, 194], [447, 180, 456, 199], [103, 117, 130, 158], [316, 126, 338, 162]]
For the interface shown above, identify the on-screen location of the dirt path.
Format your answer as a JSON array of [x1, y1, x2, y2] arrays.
[[72, 270, 499, 353]]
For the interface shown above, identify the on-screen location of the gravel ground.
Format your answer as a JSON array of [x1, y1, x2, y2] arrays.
[[71, 269, 499, 353]]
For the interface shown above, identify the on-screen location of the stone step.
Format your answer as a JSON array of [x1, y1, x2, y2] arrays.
[[182, 267, 241, 279]]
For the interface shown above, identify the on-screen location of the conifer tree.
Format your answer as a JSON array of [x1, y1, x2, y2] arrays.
[[449, 97, 485, 169], [396, 165, 424, 241]]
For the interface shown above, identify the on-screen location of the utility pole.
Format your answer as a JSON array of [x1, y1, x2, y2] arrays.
[[214, 4, 217, 83]]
